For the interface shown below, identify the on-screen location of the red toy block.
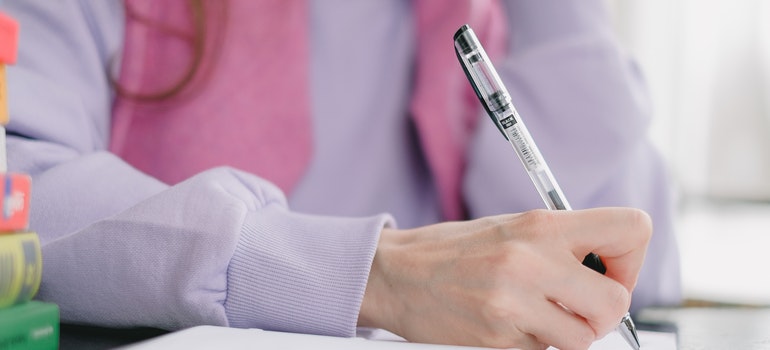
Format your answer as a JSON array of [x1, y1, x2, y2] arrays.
[[0, 173, 31, 232], [0, 12, 19, 64]]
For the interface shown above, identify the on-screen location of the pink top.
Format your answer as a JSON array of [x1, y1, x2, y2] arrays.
[[110, 0, 506, 220]]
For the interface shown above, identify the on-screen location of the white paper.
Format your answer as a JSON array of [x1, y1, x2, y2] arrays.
[[124, 325, 676, 350]]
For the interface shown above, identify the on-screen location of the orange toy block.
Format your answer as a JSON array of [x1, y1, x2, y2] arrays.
[[1, 64, 7, 124]]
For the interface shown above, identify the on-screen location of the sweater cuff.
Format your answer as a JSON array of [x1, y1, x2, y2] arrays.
[[224, 205, 394, 337]]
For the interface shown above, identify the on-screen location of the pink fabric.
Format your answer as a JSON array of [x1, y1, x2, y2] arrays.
[[111, 0, 506, 220], [111, 0, 312, 193], [412, 0, 507, 220]]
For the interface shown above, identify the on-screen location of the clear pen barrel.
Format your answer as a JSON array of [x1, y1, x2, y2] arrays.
[[530, 168, 572, 211], [500, 107, 572, 211], [455, 26, 571, 211]]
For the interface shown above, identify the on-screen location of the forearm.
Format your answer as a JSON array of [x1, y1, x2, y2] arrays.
[[30, 162, 392, 333], [9, 116, 390, 333], [4, 0, 399, 334], [227, 207, 391, 336], [8, 138, 167, 241]]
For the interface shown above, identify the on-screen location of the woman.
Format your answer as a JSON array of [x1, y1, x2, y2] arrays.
[[2, 0, 680, 348]]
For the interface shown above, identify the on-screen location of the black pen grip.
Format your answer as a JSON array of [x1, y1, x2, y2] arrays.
[[582, 253, 607, 274]]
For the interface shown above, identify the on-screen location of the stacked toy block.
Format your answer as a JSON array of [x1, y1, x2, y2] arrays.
[[0, 11, 59, 350]]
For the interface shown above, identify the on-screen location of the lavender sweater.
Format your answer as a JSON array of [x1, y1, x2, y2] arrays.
[[1, 0, 681, 336]]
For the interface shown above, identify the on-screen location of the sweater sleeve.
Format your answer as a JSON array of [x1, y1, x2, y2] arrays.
[[463, 0, 682, 311], [2, 0, 391, 336]]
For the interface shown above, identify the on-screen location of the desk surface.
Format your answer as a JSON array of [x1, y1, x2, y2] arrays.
[[60, 307, 770, 350], [60, 324, 168, 350], [637, 307, 770, 349]]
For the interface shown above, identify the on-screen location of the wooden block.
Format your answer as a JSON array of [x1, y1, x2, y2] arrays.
[[0, 65, 8, 125]]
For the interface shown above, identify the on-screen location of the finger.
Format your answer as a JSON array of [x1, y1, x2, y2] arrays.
[[545, 258, 632, 336], [518, 296, 596, 350], [552, 208, 651, 257], [556, 208, 652, 291]]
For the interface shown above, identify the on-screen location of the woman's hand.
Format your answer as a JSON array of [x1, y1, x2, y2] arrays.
[[358, 207, 651, 350]]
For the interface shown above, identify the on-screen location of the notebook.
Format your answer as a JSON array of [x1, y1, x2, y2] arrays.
[[123, 325, 676, 349]]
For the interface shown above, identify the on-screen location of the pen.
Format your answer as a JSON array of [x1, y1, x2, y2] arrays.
[[453, 25, 641, 350]]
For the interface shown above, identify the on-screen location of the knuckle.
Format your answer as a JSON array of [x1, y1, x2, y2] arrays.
[[484, 246, 516, 274], [605, 283, 632, 320], [543, 326, 594, 350], [576, 335, 595, 350], [501, 243, 542, 281], [479, 293, 515, 323], [482, 332, 511, 349], [483, 329, 542, 350], [521, 209, 553, 225], [571, 327, 596, 350], [476, 215, 505, 230], [517, 209, 558, 236], [627, 208, 653, 242], [489, 219, 513, 242]]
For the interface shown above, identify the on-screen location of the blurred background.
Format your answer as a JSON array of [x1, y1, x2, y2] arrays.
[[604, 0, 770, 306]]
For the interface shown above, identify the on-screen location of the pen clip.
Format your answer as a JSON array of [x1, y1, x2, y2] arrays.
[[454, 25, 508, 141]]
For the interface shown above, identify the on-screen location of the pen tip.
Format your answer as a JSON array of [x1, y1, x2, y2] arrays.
[[618, 313, 641, 350]]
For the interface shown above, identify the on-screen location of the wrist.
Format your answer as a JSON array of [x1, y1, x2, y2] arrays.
[[357, 228, 406, 334]]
